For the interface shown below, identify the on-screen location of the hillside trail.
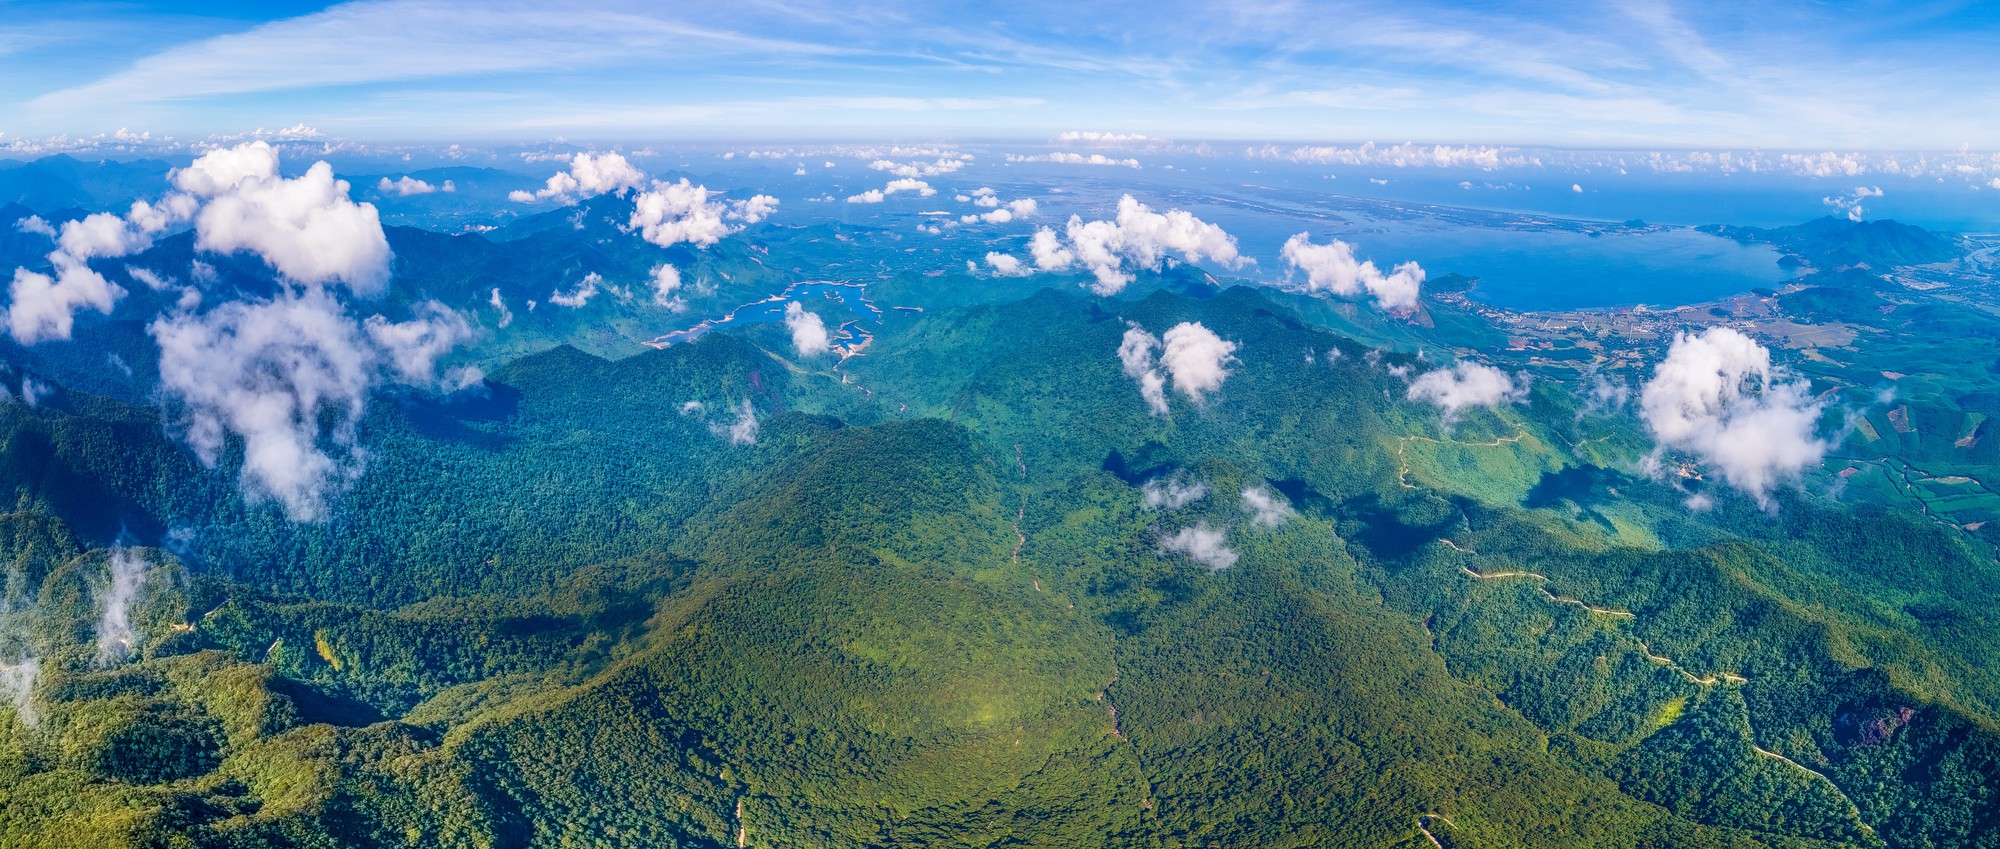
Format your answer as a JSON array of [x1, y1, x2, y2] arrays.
[[1436, 537, 1873, 836]]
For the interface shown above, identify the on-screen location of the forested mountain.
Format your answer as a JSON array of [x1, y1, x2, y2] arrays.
[[0, 271, 1995, 847]]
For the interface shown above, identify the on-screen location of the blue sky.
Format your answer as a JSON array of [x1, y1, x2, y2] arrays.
[[4, 0, 2000, 147]]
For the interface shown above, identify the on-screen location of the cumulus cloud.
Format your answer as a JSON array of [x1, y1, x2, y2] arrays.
[[983, 253, 1028, 276], [629, 179, 739, 247], [959, 197, 1037, 225], [1280, 233, 1426, 310], [1240, 485, 1295, 528], [1406, 360, 1526, 419], [150, 289, 473, 522], [6, 188, 205, 343], [1118, 321, 1237, 413], [8, 258, 126, 344], [378, 176, 438, 196], [1022, 195, 1241, 295], [1118, 323, 1170, 415], [94, 548, 149, 665], [868, 157, 965, 178], [175, 142, 393, 295], [1822, 186, 1884, 223], [508, 151, 645, 203], [1639, 327, 1828, 506], [1160, 523, 1237, 571], [846, 178, 935, 203], [732, 194, 780, 224], [650, 263, 686, 310], [13, 215, 54, 238], [549, 272, 602, 308], [785, 301, 831, 357], [1159, 322, 1238, 403], [1142, 477, 1208, 509]]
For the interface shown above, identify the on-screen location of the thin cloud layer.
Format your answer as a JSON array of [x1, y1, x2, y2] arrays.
[[1240, 485, 1295, 528], [151, 288, 474, 522], [1142, 478, 1209, 509], [1160, 523, 1237, 571], [1639, 327, 1828, 506], [94, 548, 149, 666]]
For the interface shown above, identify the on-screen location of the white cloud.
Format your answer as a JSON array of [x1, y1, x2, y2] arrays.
[[1783, 151, 1866, 178], [711, 398, 758, 445], [508, 151, 645, 203], [549, 272, 602, 308], [1406, 360, 1526, 418], [1057, 131, 1151, 143], [7, 258, 125, 344], [1571, 183, 1584, 193], [650, 263, 686, 310], [731, 194, 780, 223], [94, 548, 148, 665], [1279, 233, 1426, 309], [1118, 323, 1169, 415], [126, 266, 173, 290], [846, 178, 935, 203], [489, 287, 513, 328], [959, 197, 1038, 225], [178, 142, 393, 295], [1240, 485, 1295, 528], [1639, 327, 1828, 506], [378, 175, 437, 196], [18, 377, 48, 408], [6, 187, 205, 343], [151, 290, 373, 521], [785, 300, 830, 357], [150, 288, 472, 522], [983, 253, 1028, 276], [1249, 142, 1516, 170], [1006, 152, 1141, 168], [1160, 523, 1237, 571], [13, 216, 54, 238], [1026, 195, 1242, 295], [363, 301, 474, 385], [1159, 322, 1238, 403], [1142, 478, 1208, 509], [1118, 320, 1237, 413], [868, 157, 965, 178], [629, 178, 738, 247], [0, 657, 37, 727], [1822, 186, 1883, 223]]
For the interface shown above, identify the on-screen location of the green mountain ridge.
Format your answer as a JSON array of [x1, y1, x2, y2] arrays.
[[0, 280, 1997, 847]]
